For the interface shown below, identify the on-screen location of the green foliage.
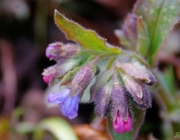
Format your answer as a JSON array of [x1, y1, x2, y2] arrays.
[[136, 17, 150, 57], [54, 10, 120, 55], [134, 0, 180, 66], [157, 67, 180, 135], [16, 116, 78, 140], [158, 66, 177, 96], [34, 117, 78, 140]]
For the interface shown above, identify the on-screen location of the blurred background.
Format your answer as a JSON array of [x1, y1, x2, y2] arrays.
[[0, 0, 180, 139]]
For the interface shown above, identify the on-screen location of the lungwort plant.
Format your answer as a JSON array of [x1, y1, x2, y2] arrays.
[[42, 0, 180, 139]]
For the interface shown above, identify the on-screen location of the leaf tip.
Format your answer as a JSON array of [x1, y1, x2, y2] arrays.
[[54, 9, 59, 19], [54, 9, 58, 15]]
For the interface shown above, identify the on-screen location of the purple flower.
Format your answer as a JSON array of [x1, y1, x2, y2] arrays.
[[47, 88, 80, 119], [46, 42, 80, 60]]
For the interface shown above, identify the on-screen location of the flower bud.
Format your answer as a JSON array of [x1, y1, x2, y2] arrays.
[[70, 63, 95, 96], [90, 69, 113, 102], [95, 83, 112, 118], [116, 61, 157, 86], [42, 65, 57, 84], [113, 112, 132, 133], [43, 74, 53, 84], [46, 42, 80, 60], [42, 59, 80, 85], [111, 75, 129, 121], [132, 61, 157, 85], [122, 13, 138, 46], [122, 74, 152, 108]]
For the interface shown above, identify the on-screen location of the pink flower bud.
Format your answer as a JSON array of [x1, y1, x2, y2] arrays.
[[42, 65, 57, 85], [42, 59, 80, 85], [111, 72, 129, 121], [43, 74, 53, 84], [113, 112, 132, 133]]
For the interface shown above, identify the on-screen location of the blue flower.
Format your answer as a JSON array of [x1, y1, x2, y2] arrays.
[[47, 88, 80, 119]]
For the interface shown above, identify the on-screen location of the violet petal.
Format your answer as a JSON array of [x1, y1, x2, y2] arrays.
[[47, 89, 70, 104], [61, 95, 80, 119]]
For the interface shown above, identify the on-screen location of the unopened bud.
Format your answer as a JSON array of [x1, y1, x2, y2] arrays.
[[43, 74, 53, 84], [122, 74, 152, 108], [116, 61, 157, 86], [113, 112, 132, 133], [132, 61, 157, 85], [95, 83, 112, 118], [42, 59, 80, 85], [42, 65, 57, 84], [70, 64, 95, 96], [111, 72, 129, 121], [122, 13, 138, 46], [90, 69, 113, 102], [46, 42, 80, 60]]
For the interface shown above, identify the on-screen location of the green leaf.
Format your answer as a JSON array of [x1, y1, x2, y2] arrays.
[[169, 108, 180, 122], [134, 0, 180, 66], [16, 122, 35, 134], [54, 10, 120, 55], [35, 117, 78, 140], [157, 66, 177, 98], [108, 102, 146, 140], [161, 120, 174, 139], [166, 96, 180, 122], [136, 16, 150, 57]]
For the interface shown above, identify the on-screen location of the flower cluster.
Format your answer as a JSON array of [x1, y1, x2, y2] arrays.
[[42, 42, 97, 119], [91, 58, 156, 133], [42, 42, 157, 133]]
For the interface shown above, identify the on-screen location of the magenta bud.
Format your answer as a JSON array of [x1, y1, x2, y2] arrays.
[[42, 65, 57, 85], [42, 59, 80, 86], [46, 42, 80, 60], [43, 74, 53, 84], [111, 72, 129, 121], [113, 112, 132, 133]]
